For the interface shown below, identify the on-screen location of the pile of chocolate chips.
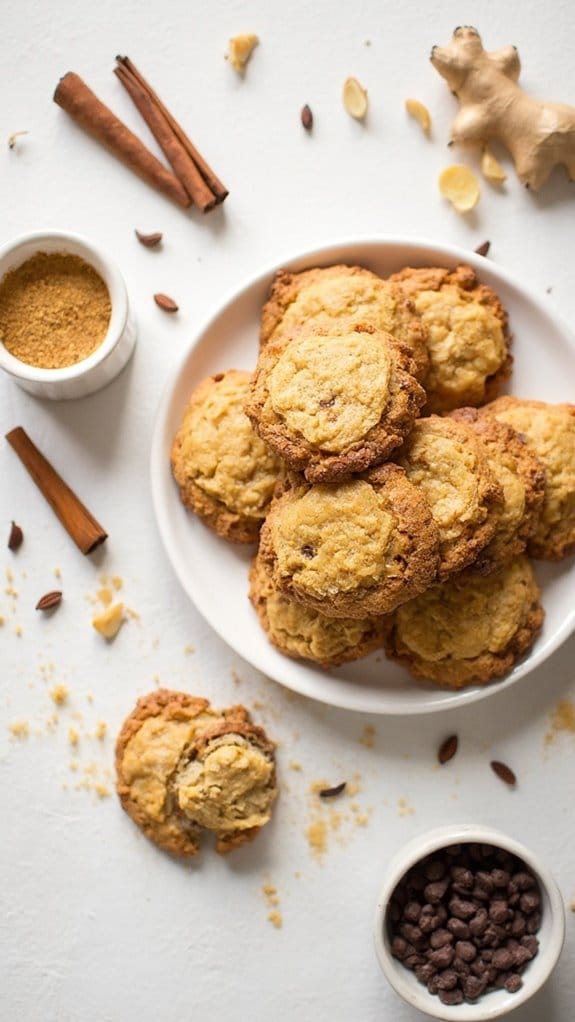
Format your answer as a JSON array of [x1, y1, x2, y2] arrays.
[[387, 842, 542, 1006]]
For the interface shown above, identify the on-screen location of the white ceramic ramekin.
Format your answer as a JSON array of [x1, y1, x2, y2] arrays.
[[0, 230, 136, 399], [374, 824, 565, 1021]]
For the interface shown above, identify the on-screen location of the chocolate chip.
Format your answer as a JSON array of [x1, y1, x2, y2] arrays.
[[427, 945, 454, 968], [449, 897, 477, 920], [404, 953, 426, 969], [447, 917, 471, 940], [414, 962, 436, 984], [425, 880, 449, 903], [492, 948, 515, 970], [450, 866, 474, 888], [489, 900, 511, 924], [435, 968, 458, 991], [469, 907, 489, 936], [438, 988, 464, 1005], [403, 900, 422, 923], [513, 871, 536, 892], [463, 975, 487, 1000], [519, 891, 540, 914], [505, 974, 523, 993], [520, 935, 539, 957], [430, 929, 453, 949], [455, 940, 477, 962], [526, 911, 542, 934], [491, 868, 510, 888], [399, 923, 423, 946], [391, 936, 409, 960], [425, 860, 446, 881]]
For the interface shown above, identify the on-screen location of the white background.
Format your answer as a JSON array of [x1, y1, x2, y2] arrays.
[[1, 1, 574, 1020]]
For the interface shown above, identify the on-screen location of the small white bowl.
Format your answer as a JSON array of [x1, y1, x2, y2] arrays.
[[0, 230, 136, 399], [374, 824, 565, 1020]]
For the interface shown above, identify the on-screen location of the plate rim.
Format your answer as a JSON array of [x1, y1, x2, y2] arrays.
[[150, 233, 575, 715]]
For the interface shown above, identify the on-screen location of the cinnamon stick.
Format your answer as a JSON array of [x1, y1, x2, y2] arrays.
[[114, 63, 216, 212], [115, 56, 228, 204], [53, 72, 190, 208], [6, 427, 108, 555]]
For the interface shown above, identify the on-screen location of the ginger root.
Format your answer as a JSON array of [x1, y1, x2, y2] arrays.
[[431, 26, 575, 190]]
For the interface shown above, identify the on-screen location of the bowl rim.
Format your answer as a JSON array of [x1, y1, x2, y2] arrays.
[[150, 233, 575, 715], [373, 822, 566, 1020], [0, 229, 128, 382]]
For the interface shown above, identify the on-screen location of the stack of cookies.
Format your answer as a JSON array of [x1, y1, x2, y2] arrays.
[[170, 262, 575, 690]]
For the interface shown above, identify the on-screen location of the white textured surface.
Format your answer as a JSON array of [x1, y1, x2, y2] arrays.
[[1, 2, 574, 1021]]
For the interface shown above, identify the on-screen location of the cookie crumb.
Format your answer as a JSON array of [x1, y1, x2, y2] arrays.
[[545, 699, 575, 744], [94, 783, 111, 798], [68, 727, 80, 746], [267, 911, 283, 929], [398, 796, 416, 817], [306, 818, 328, 859], [183, 644, 195, 655], [50, 684, 69, 706], [9, 720, 29, 739], [360, 724, 376, 748], [94, 721, 107, 740], [289, 760, 302, 771]]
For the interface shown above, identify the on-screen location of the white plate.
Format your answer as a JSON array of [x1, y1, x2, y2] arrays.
[[151, 237, 575, 715]]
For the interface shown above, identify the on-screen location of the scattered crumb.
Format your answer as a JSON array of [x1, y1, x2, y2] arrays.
[[267, 911, 282, 929], [9, 720, 29, 739], [545, 699, 575, 745], [0, 616, 5, 627], [94, 721, 107, 740], [126, 608, 140, 621], [96, 587, 113, 607], [306, 819, 328, 859], [360, 724, 376, 749], [398, 797, 416, 817], [94, 784, 111, 798], [54, 567, 62, 579], [111, 576, 123, 591], [231, 670, 241, 685], [14, 625, 23, 637], [183, 644, 195, 655], [86, 693, 94, 703], [289, 761, 302, 771], [69, 761, 79, 771], [262, 884, 280, 907], [68, 727, 80, 746], [50, 684, 69, 706]]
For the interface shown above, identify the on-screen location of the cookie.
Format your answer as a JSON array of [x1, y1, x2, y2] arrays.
[[390, 264, 511, 412], [171, 369, 282, 543], [395, 415, 503, 580], [245, 324, 426, 483], [258, 463, 439, 619], [249, 549, 389, 666], [449, 407, 546, 573], [260, 263, 429, 381], [115, 690, 277, 857], [482, 396, 575, 560], [385, 556, 544, 688]]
